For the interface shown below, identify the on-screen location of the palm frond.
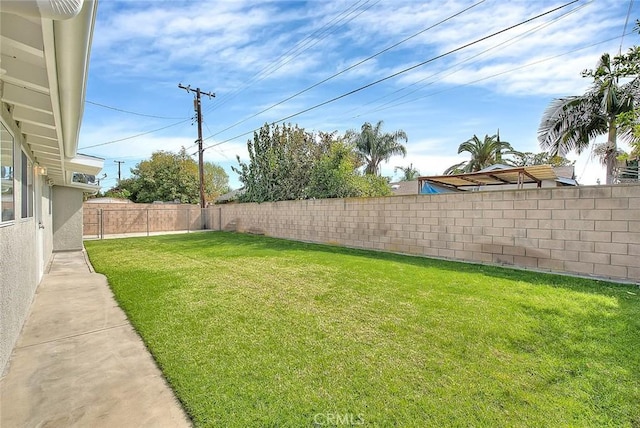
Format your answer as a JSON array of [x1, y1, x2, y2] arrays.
[[444, 161, 467, 175], [538, 95, 607, 155]]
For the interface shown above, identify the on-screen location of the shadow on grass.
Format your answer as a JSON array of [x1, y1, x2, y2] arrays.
[[86, 231, 640, 426], [117, 231, 640, 296]]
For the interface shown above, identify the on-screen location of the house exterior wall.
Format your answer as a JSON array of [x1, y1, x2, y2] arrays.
[[207, 184, 640, 284], [52, 187, 84, 251], [41, 183, 54, 266], [0, 219, 38, 374], [1, 0, 100, 377], [0, 109, 53, 374]]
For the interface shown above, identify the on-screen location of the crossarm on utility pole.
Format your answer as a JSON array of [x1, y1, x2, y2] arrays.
[[178, 83, 215, 209], [114, 160, 124, 185]]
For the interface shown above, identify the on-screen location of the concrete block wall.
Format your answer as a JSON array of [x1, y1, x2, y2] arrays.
[[209, 184, 640, 283], [83, 203, 203, 236]]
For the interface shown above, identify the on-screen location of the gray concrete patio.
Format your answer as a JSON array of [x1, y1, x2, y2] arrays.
[[0, 251, 191, 427]]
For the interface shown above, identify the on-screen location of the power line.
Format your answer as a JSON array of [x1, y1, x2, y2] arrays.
[[362, 32, 632, 116], [205, 0, 372, 113], [85, 100, 188, 120], [202, 0, 581, 152], [349, 0, 591, 118], [79, 118, 192, 149], [204, 0, 379, 115], [618, 0, 634, 55], [205, 0, 487, 141]]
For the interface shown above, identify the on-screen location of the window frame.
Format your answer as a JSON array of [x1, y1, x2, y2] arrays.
[[1, 120, 15, 224], [21, 149, 34, 219]]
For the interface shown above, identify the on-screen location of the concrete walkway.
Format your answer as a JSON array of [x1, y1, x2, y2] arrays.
[[0, 251, 191, 427]]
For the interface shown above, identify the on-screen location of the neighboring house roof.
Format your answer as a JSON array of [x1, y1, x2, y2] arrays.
[[478, 164, 513, 172], [552, 165, 575, 179], [390, 180, 418, 195], [0, 0, 103, 190], [215, 188, 245, 204], [85, 197, 133, 204]]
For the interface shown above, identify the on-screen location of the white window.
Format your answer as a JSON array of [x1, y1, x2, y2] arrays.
[[1, 121, 15, 222], [21, 150, 33, 218]]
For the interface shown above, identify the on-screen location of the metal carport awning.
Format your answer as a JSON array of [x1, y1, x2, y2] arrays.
[[417, 165, 558, 190]]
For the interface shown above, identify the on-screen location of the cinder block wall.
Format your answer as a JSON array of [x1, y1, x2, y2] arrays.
[[83, 203, 202, 236], [210, 184, 639, 283]]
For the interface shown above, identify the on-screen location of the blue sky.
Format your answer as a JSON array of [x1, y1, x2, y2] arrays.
[[79, 0, 640, 190]]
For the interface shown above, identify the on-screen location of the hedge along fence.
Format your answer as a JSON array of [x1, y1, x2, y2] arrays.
[[206, 184, 640, 284]]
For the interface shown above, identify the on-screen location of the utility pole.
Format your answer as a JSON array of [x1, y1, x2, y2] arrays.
[[178, 84, 215, 209], [114, 160, 124, 185]]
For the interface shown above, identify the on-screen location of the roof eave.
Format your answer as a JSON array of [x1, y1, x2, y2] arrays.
[[65, 153, 104, 176], [53, 0, 97, 161]]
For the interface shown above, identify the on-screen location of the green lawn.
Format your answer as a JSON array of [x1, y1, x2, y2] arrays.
[[85, 232, 640, 427]]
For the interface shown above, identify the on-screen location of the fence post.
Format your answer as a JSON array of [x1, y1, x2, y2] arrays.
[[187, 208, 190, 233], [100, 209, 104, 239], [146, 209, 150, 236]]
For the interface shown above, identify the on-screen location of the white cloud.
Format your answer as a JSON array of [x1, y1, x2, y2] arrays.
[[84, 0, 639, 191]]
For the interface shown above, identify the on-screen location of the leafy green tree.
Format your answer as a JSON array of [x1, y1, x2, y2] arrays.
[[204, 163, 230, 202], [538, 52, 640, 184], [104, 187, 131, 200], [116, 148, 228, 204], [357, 174, 392, 197], [233, 123, 317, 202], [234, 125, 391, 202], [509, 152, 575, 167], [308, 140, 359, 199], [445, 133, 515, 174], [308, 137, 390, 198], [615, 109, 640, 157], [347, 120, 408, 175]]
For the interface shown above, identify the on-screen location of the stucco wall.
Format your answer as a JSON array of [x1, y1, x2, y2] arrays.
[[0, 219, 38, 375], [0, 177, 52, 375], [41, 182, 54, 264], [0, 110, 53, 374], [52, 186, 83, 251], [208, 184, 640, 283], [0, 202, 53, 374]]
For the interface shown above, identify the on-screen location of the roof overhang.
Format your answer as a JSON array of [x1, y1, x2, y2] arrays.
[[66, 153, 103, 175], [1, 0, 84, 20], [418, 165, 558, 190], [0, 0, 102, 188]]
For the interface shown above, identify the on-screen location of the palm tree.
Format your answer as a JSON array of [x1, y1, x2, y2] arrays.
[[592, 142, 626, 169], [443, 161, 468, 175], [445, 133, 515, 174], [538, 53, 640, 184], [348, 120, 408, 175], [394, 163, 420, 181]]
